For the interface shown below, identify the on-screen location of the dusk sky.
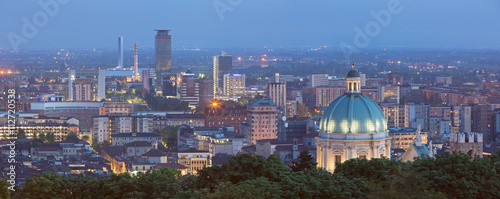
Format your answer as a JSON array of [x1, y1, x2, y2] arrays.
[[1, 0, 499, 49]]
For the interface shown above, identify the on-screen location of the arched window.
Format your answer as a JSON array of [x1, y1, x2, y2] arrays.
[[349, 82, 352, 91], [353, 83, 357, 91]]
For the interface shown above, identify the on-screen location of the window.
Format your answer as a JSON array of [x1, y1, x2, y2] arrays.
[[335, 155, 341, 164], [359, 155, 366, 159]]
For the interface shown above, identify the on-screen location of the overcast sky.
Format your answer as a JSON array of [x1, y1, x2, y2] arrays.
[[0, 0, 499, 50]]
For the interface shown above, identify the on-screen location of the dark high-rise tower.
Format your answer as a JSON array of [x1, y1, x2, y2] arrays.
[[213, 50, 232, 98], [155, 29, 172, 96]]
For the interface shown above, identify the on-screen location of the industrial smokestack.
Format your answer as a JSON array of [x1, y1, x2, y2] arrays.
[[118, 36, 123, 68]]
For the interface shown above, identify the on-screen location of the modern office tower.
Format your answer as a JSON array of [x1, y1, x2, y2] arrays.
[[404, 102, 430, 130], [310, 74, 329, 88], [223, 73, 245, 99], [179, 69, 199, 108], [68, 69, 105, 101], [162, 73, 178, 97], [386, 72, 404, 85], [247, 100, 278, 145], [198, 78, 214, 105], [154, 29, 172, 96], [471, 104, 494, 142], [302, 87, 346, 110], [267, 73, 287, 107], [378, 85, 400, 104], [118, 36, 123, 68], [133, 43, 140, 81], [213, 51, 232, 98], [360, 73, 366, 87]]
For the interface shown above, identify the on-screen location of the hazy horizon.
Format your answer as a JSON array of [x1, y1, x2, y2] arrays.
[[1, 0, 499, 50]]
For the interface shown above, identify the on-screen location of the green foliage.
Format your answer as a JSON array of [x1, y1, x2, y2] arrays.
[[411, 152, 500, 199], [39, 132, 46, 142], [366, 169, 446, 199], [46, 132, 55, 143], [0, 178, 12, 199], [81, 135, 90, 142], [91, 138, 110, 150], [335, 157, 410, 182], [9, 152, 500, 198], [157, 126, 180, 148], [21, 172, 71, 199], [17, 129, 27, 139], [65, 132, 79, 140], [144, 94, 189, 111], [290, 150, 317, 172], [207, 177, 283, 199]]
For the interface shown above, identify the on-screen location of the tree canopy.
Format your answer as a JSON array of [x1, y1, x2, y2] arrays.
[[3, 151, 500, 198]]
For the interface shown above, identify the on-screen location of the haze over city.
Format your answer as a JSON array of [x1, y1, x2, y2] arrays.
[[0, 0, 499, 49]]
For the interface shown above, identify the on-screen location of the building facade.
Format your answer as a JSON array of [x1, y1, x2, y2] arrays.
[[247, 100, 279, 145]]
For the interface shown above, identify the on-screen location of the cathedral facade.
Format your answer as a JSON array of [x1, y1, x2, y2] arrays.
[[316, 64, 391, 172]]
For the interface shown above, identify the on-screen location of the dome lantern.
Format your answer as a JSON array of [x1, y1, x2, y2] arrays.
[[346, 61, 361, 94]]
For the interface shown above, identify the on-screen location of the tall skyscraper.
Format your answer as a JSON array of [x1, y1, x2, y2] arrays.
[[118, 36, 123, 68], [68, 69, 105, 101], [154, 30, 172, 96], [133, 43, 139, 81], [213, 51, 232, 98]]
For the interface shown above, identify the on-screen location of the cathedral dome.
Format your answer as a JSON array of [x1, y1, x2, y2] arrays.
[[346, 69, 360, 78], [319, 93, 387, 134]]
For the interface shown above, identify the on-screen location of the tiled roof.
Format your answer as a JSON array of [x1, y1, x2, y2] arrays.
[[124, 141, 152, 147], [142, 149, 166, 157]]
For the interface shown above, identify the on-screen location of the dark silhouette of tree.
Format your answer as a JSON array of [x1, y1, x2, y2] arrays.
[[39, 132, 46, 143], [17, 129, 27, 139], [46, 132, 55, 143], [65, 132, 79, 140], [290, 150, 317, 172]]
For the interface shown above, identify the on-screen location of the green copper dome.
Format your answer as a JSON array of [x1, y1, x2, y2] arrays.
[[319, 93, 387, 134], [347, 69, 360, 78]]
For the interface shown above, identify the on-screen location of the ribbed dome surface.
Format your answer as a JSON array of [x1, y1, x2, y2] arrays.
[[346, 69, 360, 77], [319, 93, 387, 134]]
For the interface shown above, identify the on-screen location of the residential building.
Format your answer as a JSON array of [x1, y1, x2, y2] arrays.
[[111, 132, 163, 146], [223, 73, 245, 99], [247, 100, 279, 145], [68, 69, 105, 101]]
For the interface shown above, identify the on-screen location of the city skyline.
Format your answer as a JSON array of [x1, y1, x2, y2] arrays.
[[0, 0, 499, 49]]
